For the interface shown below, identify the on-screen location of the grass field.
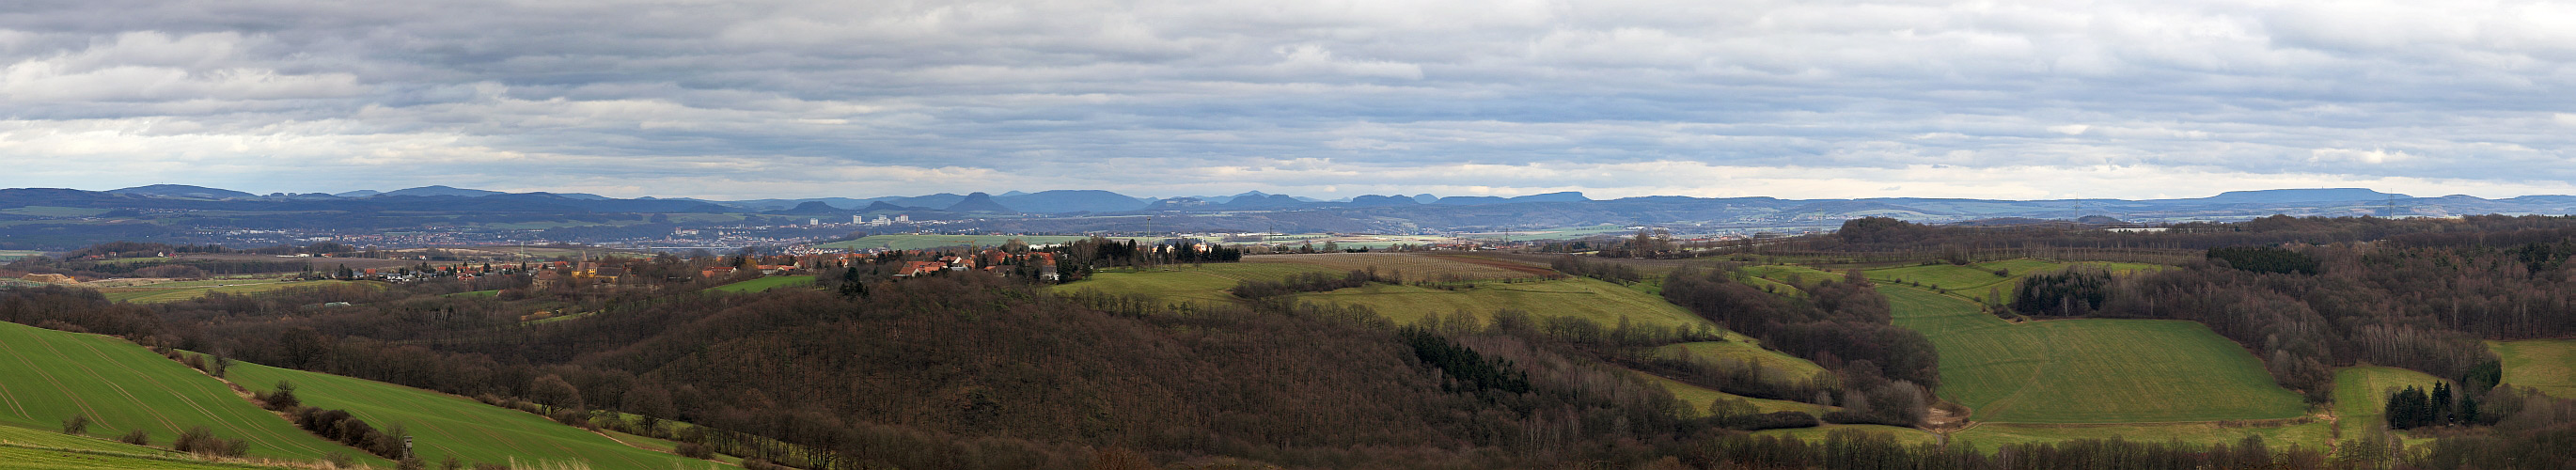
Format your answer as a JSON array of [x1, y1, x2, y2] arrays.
[[1637, 371, 1830, 416], [99, 280, 381, 304], [1290, 277, 1726, 334], [228, 363, 725, 470], [0, 321, 389, 466], [1051, 262, 1343, 306], [1862, 259, 2165, 305], [1243, 253, 1551, 281], [0, 249, 43, 261], [1951, 421, 2334, 452], [1878, 284, 2306, 423], [1749, 425, 1940, 446], [2333, 367, 2448, 425], [444, 290, 501, 298], [0, 424, 180, 456], [0, 445, 297, 470], [709, 275, 816, 293], [1657, 341, 1830, 384], [2490, 339, 2576, 399]]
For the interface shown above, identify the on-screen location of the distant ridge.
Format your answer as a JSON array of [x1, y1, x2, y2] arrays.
[[109, 184, 254, 199], [943, 192, 1016, 213], [383, 185, 505, 197]]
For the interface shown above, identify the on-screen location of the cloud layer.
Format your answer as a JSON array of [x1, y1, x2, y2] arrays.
[[3, 0, 2571, 200]]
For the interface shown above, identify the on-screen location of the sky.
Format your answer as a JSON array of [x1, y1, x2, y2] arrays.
[[2, 0, 2572, 201]]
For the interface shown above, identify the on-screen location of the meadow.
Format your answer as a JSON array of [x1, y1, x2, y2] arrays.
[[2333, 367, 2448, 425], [1748, 425, 1940, 446], [1290, 277, 1724, 333], [1050, 262, 1341, 306], [1949, 421, 2335, 452], [2490, 339, 2576, 399], [1639, 372, 1831, 416], [228, 363, 723, 469], [1877, 284, 2306, 423], [1657, 341, 1830, 384], [709, 275, 816, 293], [1243, 252, 1553, 281], [1862, 259, 2165, 304], [98, 280, 381, 304], [0, 445, 296, 470], [0, 321, 390, 466], [0, 249, 44, 261]]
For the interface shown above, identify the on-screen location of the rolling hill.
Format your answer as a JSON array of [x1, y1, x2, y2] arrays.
[[1876, 284, 2307, 423], [0, 321, 390, 466]]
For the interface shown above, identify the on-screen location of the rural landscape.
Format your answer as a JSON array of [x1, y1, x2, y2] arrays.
[[3, 207, 2576, 469], [9, 0, 2576, 468]]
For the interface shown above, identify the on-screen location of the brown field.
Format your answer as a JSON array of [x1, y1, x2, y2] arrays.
[[1246, 253, 1553, 281]]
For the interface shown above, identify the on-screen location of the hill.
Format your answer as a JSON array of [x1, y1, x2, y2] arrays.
[[0, 321, 390, 466], [105, 185, 256, 199], [226, 363, 721, 469], [380, 185, 505, 197], [992, 190, 1146, 213], [1872, 283, 2306, 423], [941, 192, 1016, 213]]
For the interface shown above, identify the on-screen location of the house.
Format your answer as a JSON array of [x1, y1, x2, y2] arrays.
[[893, 261, 947, 277], [701, 266, 739, 278]]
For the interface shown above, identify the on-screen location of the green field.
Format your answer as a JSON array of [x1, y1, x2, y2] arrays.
[[0, 321, 389, 466], [0, 249, 43, 261], [1878, 284, 2306, 423], [1289, 277, 1726, 333], [1951, 421, 2334, 452], [709, 275, 816, 293], [2490, 339, 2576, 399], [2333, 367, 2448, 425], [1637, 371, 1830, 416], [1862, 259, 2165, 305], [1051, 263, 1343, 306], [228, 363, 724, 469], [1749, 425, 1940, 446], [100, 280, 379, 304], [444, 290, 502, 298], [1657, 341, 1830, 384], [0, 445, 297, 470], [0, 424, 180, 456]]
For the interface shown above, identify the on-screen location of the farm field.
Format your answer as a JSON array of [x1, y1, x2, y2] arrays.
[[1290, 277, 1726, 334], [1244, 253, 1554, 281], [0, 321, 389, 466], [1749, 425, 1940, 446], [710, 275, 816, 293], [2333, 367, 2448, 425], [1877, 284, 2306, 423], [1051, 262, 1342, 305], [0, 445, 296, 470], [2490, 339, 2576, 399], [98, 280, 380, 304], [1861, 259, 2165, 304], [0, 424, 180, 456], [228, 362, 724, 470], [0, 249, 44, 260], [1950, 421, 2333, 452], [1637, 371, 1830, 416], [1657, 341, 1829, 384]]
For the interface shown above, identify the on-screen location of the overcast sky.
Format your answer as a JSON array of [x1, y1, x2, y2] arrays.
[[3, 0, 2571, 200]]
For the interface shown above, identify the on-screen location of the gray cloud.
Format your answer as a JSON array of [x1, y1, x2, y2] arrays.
[[1, 0, 2571, 200]]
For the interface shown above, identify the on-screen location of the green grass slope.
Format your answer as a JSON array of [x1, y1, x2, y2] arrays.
[[1637, 372, 1830, 416], [1864, 259, 2164, 305], [1290, 277, 1723, 333], [228, 363, 724, 470], [1749, 425, 1940, 446], [1657, 341, 1830, 384], [709, 275, 815, 293], [1050, 263, 1342, 306], [1878, 285, 2305, 423], [0, 445, 294, 470], [2333, 367, 2448, 424], [2490, 339, 2576, 399], [102, 280, 381, 304], [0, 424, 179, 456], [0, 321, 385, 466], [1951, 421, 2333, 452]]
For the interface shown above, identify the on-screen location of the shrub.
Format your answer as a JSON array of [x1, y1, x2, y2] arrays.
[[60, 414, 88, 434], [676, 442, 713, 459], [173, 426, 248, 457], [118, 429, 150, 446]]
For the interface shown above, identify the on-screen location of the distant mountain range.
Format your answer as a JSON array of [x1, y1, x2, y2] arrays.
[[12, 185, 2573, 242]]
